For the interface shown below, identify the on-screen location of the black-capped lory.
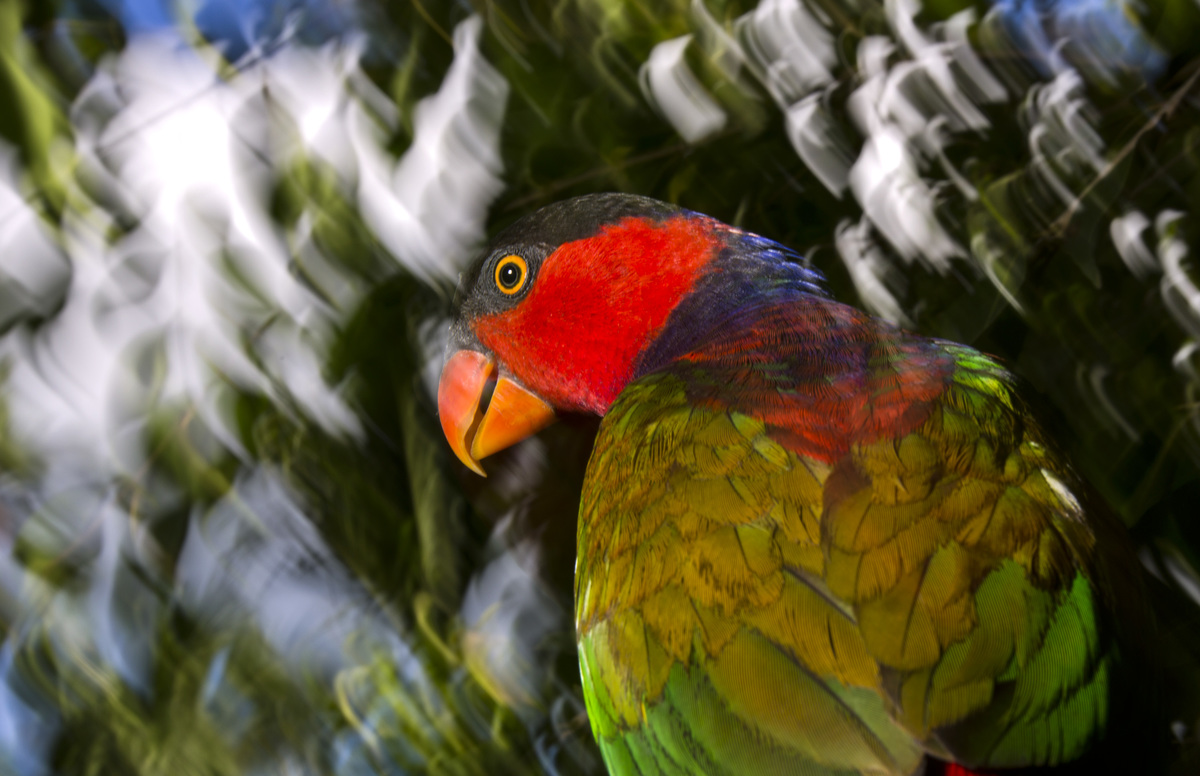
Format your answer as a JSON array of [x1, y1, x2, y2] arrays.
[[437, 193, 1165, 776]]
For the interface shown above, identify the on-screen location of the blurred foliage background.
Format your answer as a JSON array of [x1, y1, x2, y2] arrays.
[[2, 0, 1200, 773]]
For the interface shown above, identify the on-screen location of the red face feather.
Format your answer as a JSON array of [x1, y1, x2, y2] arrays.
[[473, 214, 721, 414]]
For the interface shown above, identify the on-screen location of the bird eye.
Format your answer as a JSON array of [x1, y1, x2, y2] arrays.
[[494, 255, 528, 295]]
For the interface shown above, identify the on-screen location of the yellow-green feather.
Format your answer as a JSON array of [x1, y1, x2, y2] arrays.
[[575, 344, 1125, 776]]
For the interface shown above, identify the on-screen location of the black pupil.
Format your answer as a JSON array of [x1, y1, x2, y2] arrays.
[[499, 262, 522, 289]]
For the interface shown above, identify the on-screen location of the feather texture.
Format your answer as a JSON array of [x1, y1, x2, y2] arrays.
[[576, 293, 1130, 776]]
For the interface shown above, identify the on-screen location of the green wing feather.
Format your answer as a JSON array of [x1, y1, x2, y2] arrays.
[[575, 339, 1135, 776]]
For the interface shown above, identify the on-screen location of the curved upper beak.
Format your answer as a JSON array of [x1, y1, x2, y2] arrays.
[[437, 350, 556, 476]]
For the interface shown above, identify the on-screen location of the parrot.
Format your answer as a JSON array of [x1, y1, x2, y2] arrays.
[[436, 193, 1163, 775]]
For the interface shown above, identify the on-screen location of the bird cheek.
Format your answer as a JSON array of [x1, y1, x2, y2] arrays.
[[437, 349, 557, 476]]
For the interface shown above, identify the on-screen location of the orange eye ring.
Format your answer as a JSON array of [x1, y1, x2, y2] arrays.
[[494, 255, 528, 295]]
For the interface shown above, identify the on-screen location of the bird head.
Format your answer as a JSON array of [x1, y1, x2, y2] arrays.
[[437, 193, 823, 475]]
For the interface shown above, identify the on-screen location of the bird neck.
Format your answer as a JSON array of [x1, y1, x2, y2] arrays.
[[632, 234, 829, 380]]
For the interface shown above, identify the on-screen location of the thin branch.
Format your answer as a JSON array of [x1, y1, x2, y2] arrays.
[[1049, 61, 1200, 237]]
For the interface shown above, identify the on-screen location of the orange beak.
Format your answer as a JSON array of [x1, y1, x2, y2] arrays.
[[437, 350, 556, 476]]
